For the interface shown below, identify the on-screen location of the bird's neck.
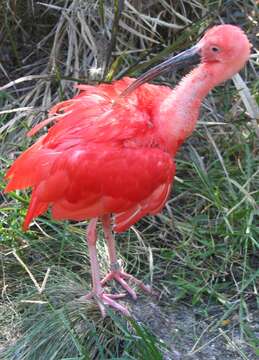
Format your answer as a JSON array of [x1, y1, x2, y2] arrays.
[[155, 63, 226, 155]]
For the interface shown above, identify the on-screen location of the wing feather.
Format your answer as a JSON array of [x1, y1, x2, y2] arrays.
[[5, 77, 174, 230]]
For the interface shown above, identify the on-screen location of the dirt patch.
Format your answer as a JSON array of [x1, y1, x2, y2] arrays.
[[131, 299, 258, 360]]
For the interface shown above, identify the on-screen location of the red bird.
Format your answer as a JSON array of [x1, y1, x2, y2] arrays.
[[5, 25, 250, 316]]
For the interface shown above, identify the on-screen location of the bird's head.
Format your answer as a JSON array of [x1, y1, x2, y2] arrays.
[[120, 24, 251, 97], [198, 24, 251, 75]]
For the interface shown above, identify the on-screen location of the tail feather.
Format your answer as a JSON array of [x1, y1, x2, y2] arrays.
[[114, 182, 172, 232], [22, 189, 48, 230], [114, 205, 145, 233], [4, 135, 56, 192]]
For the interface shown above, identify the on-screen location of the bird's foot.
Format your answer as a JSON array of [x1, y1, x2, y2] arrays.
[[101, 266, 153, 300], [79, 290, 130, 317]]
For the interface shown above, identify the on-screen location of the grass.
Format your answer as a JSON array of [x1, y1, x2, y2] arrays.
[[0, 0, 259, 359]]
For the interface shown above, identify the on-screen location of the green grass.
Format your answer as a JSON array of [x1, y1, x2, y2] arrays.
[[0, 0, 258, 359]]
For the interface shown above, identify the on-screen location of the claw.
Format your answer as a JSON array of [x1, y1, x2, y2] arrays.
[[78, 291, 130, 317], [101, 269, 153, 300], [100, 293, 130, 316]]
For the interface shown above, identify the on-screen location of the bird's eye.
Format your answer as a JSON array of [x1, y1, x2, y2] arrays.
[[211, 46, 220, 52]]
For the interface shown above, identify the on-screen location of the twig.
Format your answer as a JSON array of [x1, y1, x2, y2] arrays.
[[12, 250, 51, 294]]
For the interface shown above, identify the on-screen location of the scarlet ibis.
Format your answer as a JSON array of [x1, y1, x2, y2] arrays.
[[5, 25, 251, 316]]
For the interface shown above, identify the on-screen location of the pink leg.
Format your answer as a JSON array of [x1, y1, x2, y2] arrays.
[[101, 215, 153, 299], [87, 218, 102, 295], [80, 218, 130, 317]]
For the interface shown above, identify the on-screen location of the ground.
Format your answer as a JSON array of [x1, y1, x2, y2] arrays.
[[132, 298, 258, 360]]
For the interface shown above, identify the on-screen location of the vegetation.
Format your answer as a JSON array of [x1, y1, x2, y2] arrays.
[[0, 1, 258, 359]]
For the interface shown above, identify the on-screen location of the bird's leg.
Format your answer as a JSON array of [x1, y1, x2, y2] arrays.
[[81, 218, 130, 317], [87, 218, 102, 296], [101, 215, 153, 300]]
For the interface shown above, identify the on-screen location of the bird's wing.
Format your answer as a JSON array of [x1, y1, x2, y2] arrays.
[[5, 77, 171, 191], [5, 77, 174, 230], [19, 144, 175, 231]]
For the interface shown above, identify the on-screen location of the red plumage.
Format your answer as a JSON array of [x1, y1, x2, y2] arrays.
[[5, 77, 175, 232], [5, 25, 251, 316]]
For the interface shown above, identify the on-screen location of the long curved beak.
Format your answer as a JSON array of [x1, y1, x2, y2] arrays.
[[119, 45, 201, 98]]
